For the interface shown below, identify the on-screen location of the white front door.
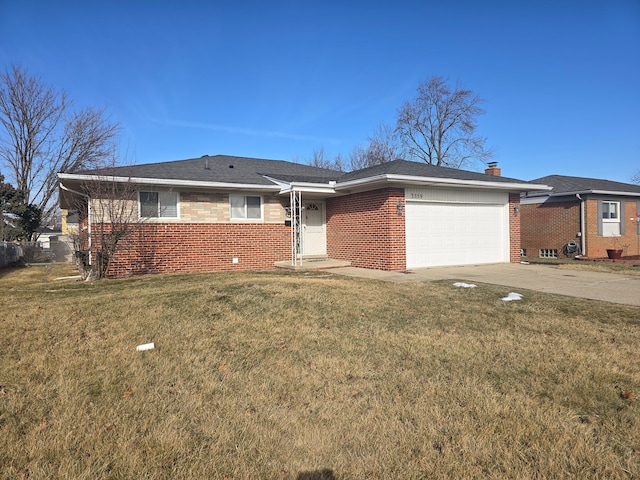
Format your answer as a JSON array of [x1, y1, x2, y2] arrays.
[[303, 202, 326, 256]]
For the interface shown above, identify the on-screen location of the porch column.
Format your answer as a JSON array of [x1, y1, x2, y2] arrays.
[[290, 190, 303, 266]]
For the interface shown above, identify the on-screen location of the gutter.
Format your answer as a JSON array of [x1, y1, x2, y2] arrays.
[[57, 173, 281, 191], [59, 172, 554, 197], [577, 194, 586, 256], [525, 189, 640, 199], [335, 174, 552, 192], [279, 182, 338, 195]]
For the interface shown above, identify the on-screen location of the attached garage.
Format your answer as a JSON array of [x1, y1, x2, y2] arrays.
[[405, 188, 510, 269]]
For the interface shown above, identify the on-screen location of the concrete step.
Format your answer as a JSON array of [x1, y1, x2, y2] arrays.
[[274, 258, 351, 271]]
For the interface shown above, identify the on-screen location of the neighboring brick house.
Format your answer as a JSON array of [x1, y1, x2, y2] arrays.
[[521, 175, 640, 259], [58, 155, 547, 277]]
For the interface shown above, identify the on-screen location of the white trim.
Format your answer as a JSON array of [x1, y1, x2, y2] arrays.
[[601, 200, 620, 222], [405, 187, 508, 204], [279, 182, 337, 195], [335, 174, 548, 193], [525, 189, 640, 199], [58, 173, 280, 192], [59, 172, 549, 197]]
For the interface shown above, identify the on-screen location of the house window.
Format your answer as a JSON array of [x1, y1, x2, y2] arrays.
[[539, 249, 558, 259], [139, 191, 178, 218], [230, 195, 262, 220], [601, 201, 620, 236]]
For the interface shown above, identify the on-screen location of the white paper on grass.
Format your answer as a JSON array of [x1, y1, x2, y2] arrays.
[[453, 282, 477, 288], [501, 292, 523, 302], [136, 342, 155, 351]]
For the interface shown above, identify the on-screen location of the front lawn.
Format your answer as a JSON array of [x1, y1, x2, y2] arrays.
[[1, 265, 639, 479]]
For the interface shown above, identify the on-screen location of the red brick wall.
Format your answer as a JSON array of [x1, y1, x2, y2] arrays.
[[520, 199, 581, 258], [93, 223, 290, 277], [326, 188, 406, 270], [509, 193, 522, 263], [584, 199, 640, 258]]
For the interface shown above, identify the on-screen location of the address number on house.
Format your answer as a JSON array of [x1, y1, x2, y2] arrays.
[[405, 187, 508, 205], [405, 188, 431, 202]]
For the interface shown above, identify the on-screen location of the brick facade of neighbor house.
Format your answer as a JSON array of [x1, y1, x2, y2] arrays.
[[521, 198, 640, 259], [520, 199, 581, 258], [99, 223, 290, 277], [583, 199, 640, 258], [326, 188, 406, 270], [508, 193, 523, 263]]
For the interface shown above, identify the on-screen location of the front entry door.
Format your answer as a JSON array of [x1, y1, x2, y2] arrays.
[[303, 202, 326, 256]]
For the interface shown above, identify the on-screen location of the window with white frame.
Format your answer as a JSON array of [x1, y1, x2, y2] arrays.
[[139, 191, 178, 218], [601, 200, 620, 236], [230, 195, 262, 220]]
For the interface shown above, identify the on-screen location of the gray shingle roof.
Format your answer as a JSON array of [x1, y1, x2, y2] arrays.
[[77, 155, 342, 186], [73, 155, 541, 188], [529, 175, 640, 195], [339, 159, 533, 184]]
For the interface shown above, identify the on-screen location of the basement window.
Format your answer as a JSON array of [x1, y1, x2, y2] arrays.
[[539, 249, 558, 259], [230, 195, 262, 220], [139, 191, 178, 218]]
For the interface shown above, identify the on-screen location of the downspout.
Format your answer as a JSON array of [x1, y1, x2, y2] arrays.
[[60, 183, 92, 265], [576, 194, 585, 256]]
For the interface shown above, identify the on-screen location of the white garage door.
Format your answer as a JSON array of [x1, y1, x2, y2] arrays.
[[405, 199, 509, 269]]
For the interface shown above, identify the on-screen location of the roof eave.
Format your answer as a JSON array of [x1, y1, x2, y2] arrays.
[[57, 172, 281, 191], [279, 182, 338, 195], [524, 189, 640, 198], [335, 174, 550, 192]]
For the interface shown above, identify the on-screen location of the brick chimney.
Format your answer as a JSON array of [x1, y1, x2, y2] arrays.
[[485, 162, 501, 176]]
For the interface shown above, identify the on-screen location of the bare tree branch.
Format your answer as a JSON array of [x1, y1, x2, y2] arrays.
[[396, 76, 494, 169], [72, 154, 140, 280], [348, 123, 404, 171], [309, 146, 345, 171], [0, 65, 121, 238]]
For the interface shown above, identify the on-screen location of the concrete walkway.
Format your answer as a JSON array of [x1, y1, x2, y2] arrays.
[[325, 263, 640, 307]]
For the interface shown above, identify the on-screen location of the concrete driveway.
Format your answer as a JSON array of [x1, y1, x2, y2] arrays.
[[326, 263, 640, 307]]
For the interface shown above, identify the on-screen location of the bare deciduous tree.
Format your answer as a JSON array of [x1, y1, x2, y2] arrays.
[[349, 123, 404, 171], [61, 155, 141, 280], [0, 65, 120, 238], [396, 76, 494, 168], [309, 146, 345, 171], [632, 171, 640, 185]]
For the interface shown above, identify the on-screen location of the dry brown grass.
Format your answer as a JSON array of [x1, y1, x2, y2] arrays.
[[1, 264, 639, 479], [526, 257, 640, 276]]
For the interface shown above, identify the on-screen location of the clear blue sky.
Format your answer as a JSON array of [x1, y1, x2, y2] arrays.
[[1, 0, 638, 182]]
